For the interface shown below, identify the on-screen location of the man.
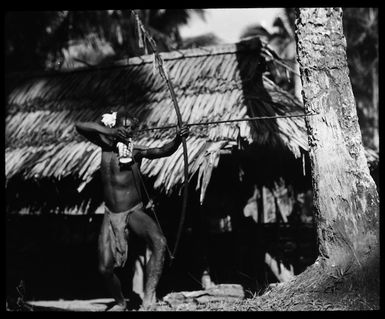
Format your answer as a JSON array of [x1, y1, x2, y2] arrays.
[[75, 110, 189, 311]]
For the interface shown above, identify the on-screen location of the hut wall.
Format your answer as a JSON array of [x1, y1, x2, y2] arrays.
[[6, 213, 318, 301], [6, 150, 320, 301]]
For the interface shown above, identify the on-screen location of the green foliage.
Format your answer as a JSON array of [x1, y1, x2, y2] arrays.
[[239, 8, 378, 151], [343, 8, 378, 150], [180, 33, 223, 49], [239, 8, 297, 96], [5, 11, 65, 72], [5, 10, 205, 73]]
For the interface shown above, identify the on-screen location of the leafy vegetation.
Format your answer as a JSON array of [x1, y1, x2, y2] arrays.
[[5, 10, 205, 72], [343, 8, 378, 151]]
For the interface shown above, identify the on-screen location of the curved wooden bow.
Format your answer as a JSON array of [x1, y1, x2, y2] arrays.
[[157, 57, 189, 265], [165, 73, 189, 265], [131, 10, 189, 265]]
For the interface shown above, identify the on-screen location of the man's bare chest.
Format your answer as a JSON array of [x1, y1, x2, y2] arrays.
[[100, 150, 141, 184]]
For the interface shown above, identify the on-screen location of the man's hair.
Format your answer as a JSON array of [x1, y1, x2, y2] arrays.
[[116, 110, 139, 129]]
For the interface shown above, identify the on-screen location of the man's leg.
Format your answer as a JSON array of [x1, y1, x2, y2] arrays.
[[127, 209, 166, 308], [98, 214, 126, 309], [132, 248, 152, 300]]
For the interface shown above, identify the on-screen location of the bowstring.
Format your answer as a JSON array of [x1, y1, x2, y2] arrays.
[[131, 157, 174, 260]]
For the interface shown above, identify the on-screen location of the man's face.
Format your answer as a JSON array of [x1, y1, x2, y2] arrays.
[[117, 116, 134, 136]]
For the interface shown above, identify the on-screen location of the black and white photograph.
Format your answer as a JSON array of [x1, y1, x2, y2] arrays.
[[5, 8, 379, 311]]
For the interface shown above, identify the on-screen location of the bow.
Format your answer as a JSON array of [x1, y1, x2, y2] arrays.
[[132, 10, 189, 265], [162, 64, 189, 265]]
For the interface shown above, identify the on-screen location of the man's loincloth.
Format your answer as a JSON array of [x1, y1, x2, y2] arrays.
[[105, 203, 143, 268]]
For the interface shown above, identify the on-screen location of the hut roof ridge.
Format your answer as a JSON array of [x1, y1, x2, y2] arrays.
[[6, 38, 262, 81]]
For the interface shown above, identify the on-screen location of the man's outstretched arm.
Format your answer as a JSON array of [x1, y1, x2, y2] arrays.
[[137, 125, 189, 160], [75, 121, 131, 148]]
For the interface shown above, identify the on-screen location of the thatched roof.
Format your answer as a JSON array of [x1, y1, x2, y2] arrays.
[[7, 37, 376, 210]]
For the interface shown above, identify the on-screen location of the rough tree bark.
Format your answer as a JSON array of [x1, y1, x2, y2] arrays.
[[295, 8, 379, 268]]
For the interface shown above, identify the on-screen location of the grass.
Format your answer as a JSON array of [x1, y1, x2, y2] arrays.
[[151, 248, 380, 312]]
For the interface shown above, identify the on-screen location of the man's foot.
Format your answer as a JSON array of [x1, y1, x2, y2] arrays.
[[140, 295, 157, 311], [140, 302, 157, 311], [106, 302, 127, 312]]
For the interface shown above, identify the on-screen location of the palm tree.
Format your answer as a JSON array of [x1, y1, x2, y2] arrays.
[[295, 9, 379, 306], [239, 8, 302, 101], [179, 32, 223, 49], [5, 10, 206, 72]]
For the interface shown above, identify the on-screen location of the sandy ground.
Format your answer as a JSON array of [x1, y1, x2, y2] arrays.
[[14, 253, 380, 312], [27, 298, 116, 312]]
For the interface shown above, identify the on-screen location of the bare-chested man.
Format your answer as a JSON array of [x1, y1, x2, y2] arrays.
[[75, 110, 189, 311]]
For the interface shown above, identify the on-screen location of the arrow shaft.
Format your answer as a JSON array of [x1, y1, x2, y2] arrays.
[[135, 112, 318, 133]]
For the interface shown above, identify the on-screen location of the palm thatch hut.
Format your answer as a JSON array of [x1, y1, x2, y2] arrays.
[[5, 37, 378, 216], [5, 38, 301, 214]]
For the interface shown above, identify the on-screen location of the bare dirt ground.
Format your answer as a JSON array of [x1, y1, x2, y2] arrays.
[[155, 263, 379, 311], [10, 250, 379, 312]]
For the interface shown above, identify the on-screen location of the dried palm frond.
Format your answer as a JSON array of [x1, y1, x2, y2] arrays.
[[7, 37, 347, 212]]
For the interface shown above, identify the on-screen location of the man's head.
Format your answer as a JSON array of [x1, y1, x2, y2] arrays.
[[115, 110, 139, 131]]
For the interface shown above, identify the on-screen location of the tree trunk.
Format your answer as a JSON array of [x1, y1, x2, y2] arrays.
[[295, 8, 379, 268]]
